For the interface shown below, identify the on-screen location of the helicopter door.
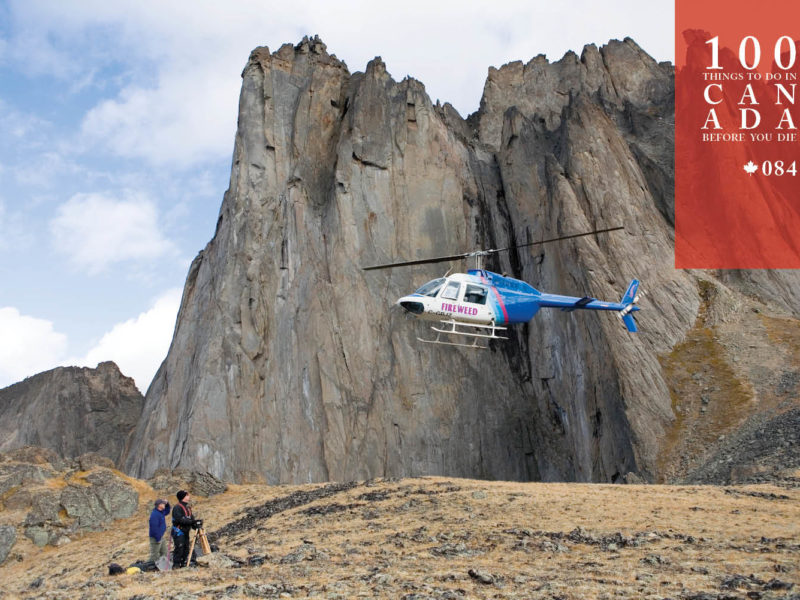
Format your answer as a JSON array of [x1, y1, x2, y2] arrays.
[[460, 283, 493, 324], [439, 282, 493, 325]]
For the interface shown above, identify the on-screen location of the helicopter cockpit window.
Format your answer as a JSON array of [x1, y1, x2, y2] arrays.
[[414, 278, 445, 297], [441, 281, 461, 300], [464, 284, 488, 305]]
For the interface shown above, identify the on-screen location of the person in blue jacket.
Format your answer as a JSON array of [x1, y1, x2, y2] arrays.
[[148, 498, 171, 564]]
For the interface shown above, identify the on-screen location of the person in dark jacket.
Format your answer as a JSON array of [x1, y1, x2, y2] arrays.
[[148, 498, 171, 564], [171, 490, 197, 568]]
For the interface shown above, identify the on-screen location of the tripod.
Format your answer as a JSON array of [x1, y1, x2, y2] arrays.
[[187, 527, 212, 562]]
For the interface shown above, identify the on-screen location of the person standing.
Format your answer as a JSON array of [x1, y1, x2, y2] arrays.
[[148, 498, 171, 564], [171, 490, 196, 568]]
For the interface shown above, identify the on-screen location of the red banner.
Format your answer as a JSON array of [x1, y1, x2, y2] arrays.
[[675, 0, 800, 268]]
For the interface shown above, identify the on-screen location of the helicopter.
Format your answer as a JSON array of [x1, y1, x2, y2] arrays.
[[362, 226, 641, 348]]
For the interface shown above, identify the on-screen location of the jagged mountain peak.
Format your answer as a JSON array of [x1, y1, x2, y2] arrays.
[[118, 37, 799, 486], [0, 362, 143, 466]]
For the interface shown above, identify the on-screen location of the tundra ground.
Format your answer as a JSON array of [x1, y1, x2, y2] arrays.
[[1, 477, 798, 599]]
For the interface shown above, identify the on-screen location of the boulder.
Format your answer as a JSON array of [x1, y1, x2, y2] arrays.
[[0, 461, 56, 497], [60, 469, 138, 530], [623, 472, 647, 485], [195, 553, 235, 568], [148, 469, 228, 498], [23, 490, 67, 547], [0, 525, 16, 565], [76, 453, 116, 471], [0, 446, 64, 468], [23, 490, 62, 526], [24, 525, 57, 548], [18, 468, 138, 546], [3, 487, 37, 511], [187, 472, 228, 497]]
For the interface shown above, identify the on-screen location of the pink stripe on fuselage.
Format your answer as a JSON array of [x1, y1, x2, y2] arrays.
[[480, 275, 509, 323]]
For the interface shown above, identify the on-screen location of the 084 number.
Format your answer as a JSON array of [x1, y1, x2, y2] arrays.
[[761, 161, 797, 176]]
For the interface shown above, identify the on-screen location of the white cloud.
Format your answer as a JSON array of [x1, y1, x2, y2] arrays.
[[8, 1, 674, 168], [8, 0, 301, 168], [73, 288, 182, 393], [81, 62, 240, 167], [50, 191, 178, 274], [13, 151, 83, 188], [0, 289, 182, 392], [0, 98, 52, 144], [0, 307, 68, 388]]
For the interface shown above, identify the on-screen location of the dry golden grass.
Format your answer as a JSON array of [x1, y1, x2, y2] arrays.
[[658, 325, 753, 481], [762, 314, 800, 362], [2, 477, 798, 599]]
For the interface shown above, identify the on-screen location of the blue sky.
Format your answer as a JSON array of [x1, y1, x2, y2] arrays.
[[0, 0, 673, 393]]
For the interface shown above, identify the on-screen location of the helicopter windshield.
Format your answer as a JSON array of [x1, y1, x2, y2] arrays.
[[414, 278, 445, 297]]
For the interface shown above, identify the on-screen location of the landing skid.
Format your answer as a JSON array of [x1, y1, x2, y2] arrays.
[[417, 319, 508, 349]]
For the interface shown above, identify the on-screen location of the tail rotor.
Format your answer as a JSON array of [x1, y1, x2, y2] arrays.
[[617, 279, 643, 333]]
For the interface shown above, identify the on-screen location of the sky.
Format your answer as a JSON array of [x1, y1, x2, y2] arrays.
[[0, 0, 674, 394]]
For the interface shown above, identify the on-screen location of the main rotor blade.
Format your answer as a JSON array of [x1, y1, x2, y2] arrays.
[[360, 226, 624, 271], [361, 252, 470, 271], [490, 225, 625, 254]]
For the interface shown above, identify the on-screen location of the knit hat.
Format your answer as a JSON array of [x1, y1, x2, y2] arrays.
[[177, 490, 188, 502], [154, 498, 167, 507]]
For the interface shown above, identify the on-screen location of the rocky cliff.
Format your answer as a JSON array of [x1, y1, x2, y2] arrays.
[[123, 36, 800, 484], [0, 362, 144, 466]]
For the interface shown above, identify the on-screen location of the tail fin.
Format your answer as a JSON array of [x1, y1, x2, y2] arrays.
[[619, 279, 640, 333], [621, 279, 639, 305]]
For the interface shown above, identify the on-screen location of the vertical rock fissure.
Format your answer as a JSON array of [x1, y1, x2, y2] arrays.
[[119, 36, 778, 485]]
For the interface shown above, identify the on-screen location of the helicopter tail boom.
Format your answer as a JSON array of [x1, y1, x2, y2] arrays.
[[539, 278, 642, 332]]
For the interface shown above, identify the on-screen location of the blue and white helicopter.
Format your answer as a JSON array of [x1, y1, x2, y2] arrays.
[[362, 226, 641, 348]]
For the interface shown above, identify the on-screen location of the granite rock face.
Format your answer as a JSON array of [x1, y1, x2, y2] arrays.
[[0, 362, 144, 467], [123, 36, 800, 483]]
